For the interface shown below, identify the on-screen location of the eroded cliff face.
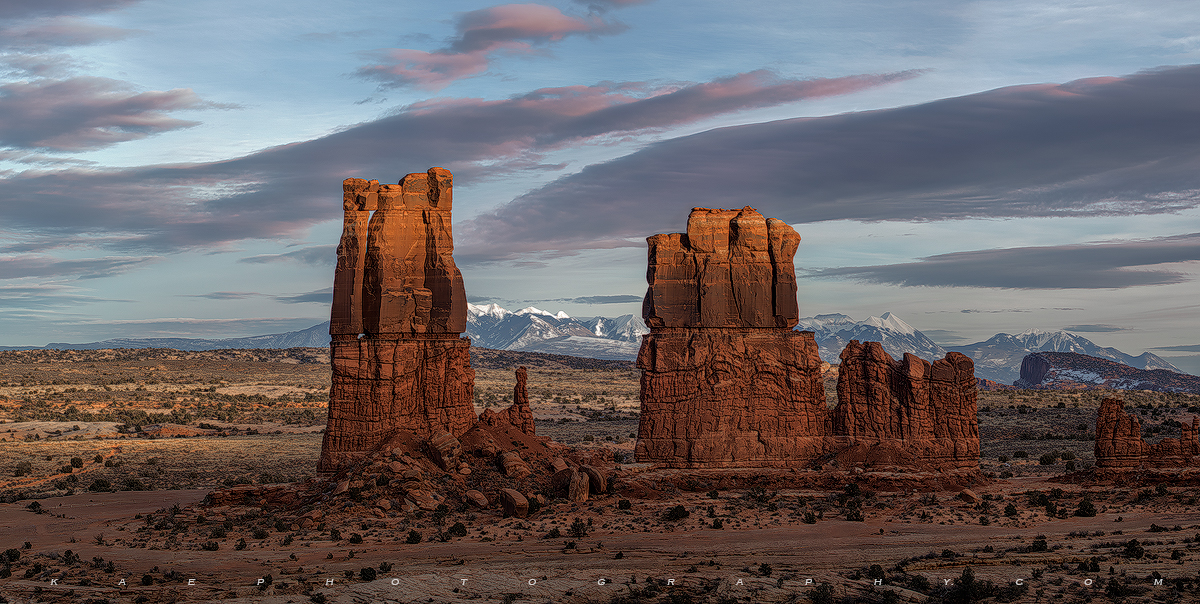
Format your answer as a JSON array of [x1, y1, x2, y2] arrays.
[[1095, 398, 1199, 470], [319, 169, 475, 473], [636, 207, 980, 471], [833, 341, 979, 471]]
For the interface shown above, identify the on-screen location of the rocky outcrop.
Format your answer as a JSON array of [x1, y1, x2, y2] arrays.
[[636, 207, 980, 471], [319, 169, 475, 473], [833, 341, 979, 470], [479, 366, 536, 436], [1096, 398, 1199, 469], [1017, 352, 1200, 393], [636, 207, 826, 468]]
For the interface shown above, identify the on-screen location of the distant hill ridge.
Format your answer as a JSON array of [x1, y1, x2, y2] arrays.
[[1015, 351, 1200, 393]]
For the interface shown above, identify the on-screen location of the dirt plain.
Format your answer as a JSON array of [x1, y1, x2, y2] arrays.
[[1, 348, 1199, 604]]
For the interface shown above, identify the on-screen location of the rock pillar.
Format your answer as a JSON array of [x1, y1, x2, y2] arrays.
[[319, 168, 474, 473]]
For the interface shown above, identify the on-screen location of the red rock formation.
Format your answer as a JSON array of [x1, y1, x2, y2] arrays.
[[1095, 398, 1198, 469], [636, 207, 827, 468], [478, 366, 536, 436], [636, 208, 980, 471], [319, 168, 475, 473], [833, 341, 979, 470]]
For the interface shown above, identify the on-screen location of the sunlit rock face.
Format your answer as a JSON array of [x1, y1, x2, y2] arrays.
[[1095, 398, 1199, 470], [319, 168, 474, 473], [636, 207, 980, 471]]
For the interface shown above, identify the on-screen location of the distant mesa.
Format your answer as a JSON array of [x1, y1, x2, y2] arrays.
[[635, 207, 980, 471], [1095, 397, 1199, 470], [1016, 351, 1200, 394]]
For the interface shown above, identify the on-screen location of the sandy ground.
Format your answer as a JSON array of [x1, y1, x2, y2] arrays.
[[1, 474, 1198, 603]]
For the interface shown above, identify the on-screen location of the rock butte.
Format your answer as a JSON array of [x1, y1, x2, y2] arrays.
[[319, 168, 474, 473], [636, 207, 980, 470], [1095, 397, 1199, 470]]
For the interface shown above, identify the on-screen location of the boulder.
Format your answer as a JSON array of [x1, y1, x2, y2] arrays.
[[499, 450, 532, 479], [464, 490, 488, 508], [550, 457, 569, 473], [427, 431, 461, 471], [579, 465, 606, 494], [500, 489, 529, 518]]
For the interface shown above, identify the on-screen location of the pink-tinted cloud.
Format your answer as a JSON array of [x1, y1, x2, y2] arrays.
[[0, 0, 139, 20], [0, 76, 216, 151], [573, 0, 653, 12], [0, 16, 137, 50], [0, 68, 911, 258], [357, 3, 626, 90]]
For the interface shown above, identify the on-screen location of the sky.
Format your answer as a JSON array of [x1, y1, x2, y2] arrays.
[[1, 0, 1199, 373]]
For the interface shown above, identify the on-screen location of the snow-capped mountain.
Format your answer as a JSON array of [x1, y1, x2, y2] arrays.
[[796, 312, 947, 365], [949, 329, 1182, 384], [466, 303, 647, 360]]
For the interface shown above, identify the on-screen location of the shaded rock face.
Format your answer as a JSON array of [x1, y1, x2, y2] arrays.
[[478, 366, 536, 436], [636, 207, 980, 470], [319, 168, 475, 473], [833, 341, 979, 471], [1095, 398, 1199, 469]]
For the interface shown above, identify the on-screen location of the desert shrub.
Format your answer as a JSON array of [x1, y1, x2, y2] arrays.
[[1038, 453, 1057, 465], [1004, 503, 1018, 517], [568, 517, 589, 538], [809, 583, 835, 604], [252, 527, 269, 539], [447, 522, 467, 538], [70, 457, 83, 468], [121, 478, 147, 491], [712, 519, 723, 529], [1075, 498, 1097, 517], [406, 530, 422, 544], [1061, 450, 1076, 461], [759, 562, 773, 577], [1123, 539, 1145, 559], [281, 534, 294, 546], [141, 573, 154, 585], [234, 538, 247, 550], [544, 527, 561, 539], [998, 455, 1009, 463], [88, 479, 112, 492], [209, 527, 226, 539], [617, 499, 632, 510], [93, 455, 103, 463], [349, 533, 363, 544], [1014, 451, 1028, 458], [329, 528, 341, 541], [359, 567, 376, 581], [60, 465, 74, 474], [1029, 538, 1048, 552], [13, 461, 31, 477], [662, 505, 689, 521], [3, 549, 19, 563], [802, 511, 817, 524]]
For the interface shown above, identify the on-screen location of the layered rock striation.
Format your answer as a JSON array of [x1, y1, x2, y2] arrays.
[[833, 341, 979, 470], [319, 168, 475, 473], [1095, 398, 1199, 470], [636, 207, 826, 467], [636, 207, 980, 470]]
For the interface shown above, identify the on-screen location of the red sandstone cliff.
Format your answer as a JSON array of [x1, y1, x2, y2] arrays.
[[833, 341, 979, 470], [1095, 398, 1198, 470], [319, 169, 475, 473]]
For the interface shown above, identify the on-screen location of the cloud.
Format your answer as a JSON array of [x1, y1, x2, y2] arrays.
[[1150, 344, 1200, 352], [0, 283, 129, 308], [804, 233, 1200, 289], [918, 329, 967, 344], [0, 16, 137, 50], [1063, 324, 1129, 332], [457, 65, 1200, 260], [544, 294, 643, 304], [0, 0, 140, 20], [573, 0, 653, 12], [186, 291, 259, 300], [273, 288, 333, 304], [239, 245, 336, 266], [356, 3, 627, 90], [0, 255, 157, 279], [0, 77, 217, 151], [0, 69, 903, 253]]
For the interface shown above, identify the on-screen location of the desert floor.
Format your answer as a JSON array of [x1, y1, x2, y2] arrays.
[[0, 349, 1198, 603]]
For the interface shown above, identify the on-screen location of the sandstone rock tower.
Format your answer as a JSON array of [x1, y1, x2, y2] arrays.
[[636, 207, 827, 467], [319, 168, 475, 473], [1095, 398, 1198, 469], [833, 341, 979, 470], [479, 366, 537, 436]]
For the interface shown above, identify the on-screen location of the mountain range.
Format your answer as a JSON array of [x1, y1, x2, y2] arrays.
[[1015, 351, 1200, 393], [4, 305, 1184, 385]]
